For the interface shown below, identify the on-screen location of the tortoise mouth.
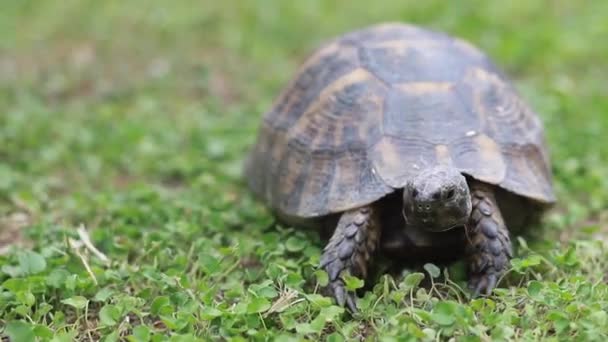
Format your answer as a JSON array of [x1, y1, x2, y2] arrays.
[[423, 222, 463, 232], [402, 210, 468, 232]]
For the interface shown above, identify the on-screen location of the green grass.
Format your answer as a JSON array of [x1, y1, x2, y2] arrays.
[[1, 1, 608, 341]]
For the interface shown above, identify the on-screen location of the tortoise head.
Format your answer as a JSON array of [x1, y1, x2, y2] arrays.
[[403, 165, 472, 232]]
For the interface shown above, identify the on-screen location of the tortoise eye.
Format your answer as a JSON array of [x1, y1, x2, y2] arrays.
[[446, 189, 455, 200], [412, 189, 419, 198]]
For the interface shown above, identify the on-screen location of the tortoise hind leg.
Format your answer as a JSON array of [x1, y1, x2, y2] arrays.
[[319, 205, 381, 312], [466, 181, 513, 296]]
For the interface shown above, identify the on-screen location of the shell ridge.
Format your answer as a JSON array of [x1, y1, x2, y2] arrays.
[[245, 23, 556, 220]]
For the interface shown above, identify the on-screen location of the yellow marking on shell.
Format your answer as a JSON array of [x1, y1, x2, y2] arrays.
[[512, 152, 534, 182], [313, 92, 383, 150], [365, 92, 385, 110], [319, 67, 381, 99], [396, 82, 454, 94], [503, 149, 548, 201], [296, 43, 341, 77], [434, 144, 452, 165], [464, 67, 505, 127], [351, 92, 385, 143], [452, 38, 485, 59], [466, 66, 502, 84], [473, 134, 506, 183], [286, 67, 385, 142], [327, 152, 359, 209], [371, 138, 402, 172], [364, 38, 443, 54], [269, 128, 286, 168], [365, 39, 412, 55], [369, 22, 419, 33], [277, 150, 307, 207], [297, 154, 333, 214], [331, 119, 344, 152], [268, 42, 344, 114], [466, 66, 537, 136]]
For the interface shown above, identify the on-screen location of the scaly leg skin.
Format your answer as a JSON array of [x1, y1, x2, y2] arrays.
[[466, 182, 513, 297], [318, 205, 381, 312]]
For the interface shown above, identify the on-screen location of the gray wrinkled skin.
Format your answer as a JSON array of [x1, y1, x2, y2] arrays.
[[403, 166, 472, 232]]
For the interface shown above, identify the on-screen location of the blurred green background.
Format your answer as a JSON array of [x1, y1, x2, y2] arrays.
[[1, 1, 607, 340]]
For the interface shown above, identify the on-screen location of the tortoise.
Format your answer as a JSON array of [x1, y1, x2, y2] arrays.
[[244, 22, 555, 311]]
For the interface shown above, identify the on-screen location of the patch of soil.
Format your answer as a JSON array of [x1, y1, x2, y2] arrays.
[[0, 211, 32, 254]]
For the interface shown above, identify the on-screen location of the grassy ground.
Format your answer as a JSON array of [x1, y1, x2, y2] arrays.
[[1, 1, 607, 341]]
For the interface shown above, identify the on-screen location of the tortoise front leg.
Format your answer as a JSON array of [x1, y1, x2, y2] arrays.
[[466, 182, 513, 296], [319, 205, 381, 312]]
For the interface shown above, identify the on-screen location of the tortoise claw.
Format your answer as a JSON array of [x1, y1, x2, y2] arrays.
[[332, 280, 346, 307], [319, 253, 360, 312], [468, 271, 498, 297], [466, 183, 511, 298], [345, 292, 358, 313], [326, 279, 358, 313], [318, 206, 379, 313]]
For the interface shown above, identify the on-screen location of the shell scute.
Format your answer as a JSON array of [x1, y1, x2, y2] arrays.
[[244, 23, 555, 219]]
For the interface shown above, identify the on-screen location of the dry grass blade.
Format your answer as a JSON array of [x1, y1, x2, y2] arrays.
[[68, 224, 111, 285], [265, 288, 302, 316], [77, 223, 110, 265]]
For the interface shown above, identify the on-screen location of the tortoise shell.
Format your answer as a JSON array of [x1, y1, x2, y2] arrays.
[[244, 22, 555, 220]]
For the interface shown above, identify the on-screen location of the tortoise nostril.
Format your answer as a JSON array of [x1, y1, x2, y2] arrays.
[[425, 205, 431, 211], [446, 188, 455, 200]]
